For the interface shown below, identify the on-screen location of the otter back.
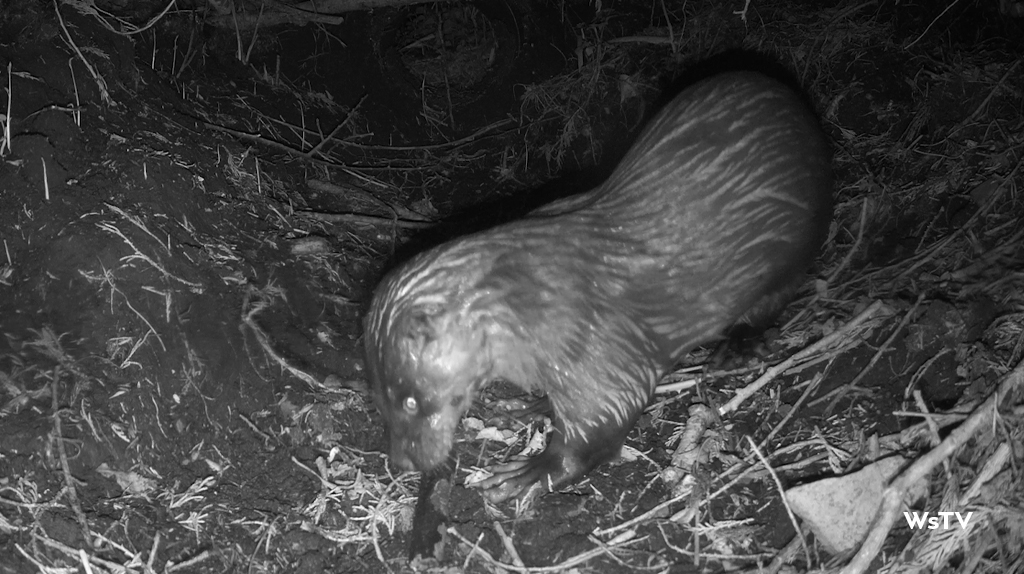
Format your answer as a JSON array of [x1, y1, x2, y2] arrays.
[[365, 71, 833, 503]]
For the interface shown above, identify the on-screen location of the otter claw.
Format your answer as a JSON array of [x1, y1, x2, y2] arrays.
[[469, 458, 535, 502], [469, 452, 570, 503]]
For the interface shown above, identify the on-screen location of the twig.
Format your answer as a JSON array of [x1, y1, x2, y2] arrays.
[[165, 549, 219, 572], [493, 521, 526, 568], [29, 533, 138, 573], [204, 116, 516, 155], [827, 196, 868, 285], [84, 265, 167, 352], [65, 0, 176, 36], [720, 300, 889, 416], [240, 283, 326, 391], [54, 0, 114, 106], [816, 293, 926, 413], [888, 168, 1016, 288], [305, 178, 424, 218], [748, 437, 809, 565], [953, 59, 1021, 130], [943, 227, 1024, 282], [447, 525, 645, 573], [106, 203, 170, 253], [50, 367, 93, 548], [304, 94, 367, 159], [96, 221, 203, 292], [760, 369, 827, 449], [904, 0, 962, 50], [296, 210, 435, 229], [838, 355, 1024, 574], [1, 62, 11, 156]]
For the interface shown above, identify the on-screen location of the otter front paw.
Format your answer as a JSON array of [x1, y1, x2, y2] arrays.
[[469, 452, 567, 503]]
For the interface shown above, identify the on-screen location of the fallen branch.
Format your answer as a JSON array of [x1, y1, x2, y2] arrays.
[[720, 300, 890, 416], [838, 356, 1024, 574]]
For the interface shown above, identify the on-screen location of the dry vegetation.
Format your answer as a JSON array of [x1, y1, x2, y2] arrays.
[[0, 0, 1022, 573]]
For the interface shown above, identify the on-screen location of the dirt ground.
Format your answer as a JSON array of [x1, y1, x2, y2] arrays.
[[1, 1, 1022, 573]]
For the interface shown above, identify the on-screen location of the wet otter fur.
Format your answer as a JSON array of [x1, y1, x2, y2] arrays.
[[364, 71, 833, 502]]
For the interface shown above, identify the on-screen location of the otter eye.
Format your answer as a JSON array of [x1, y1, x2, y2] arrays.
[[403, 396, 418, 414]]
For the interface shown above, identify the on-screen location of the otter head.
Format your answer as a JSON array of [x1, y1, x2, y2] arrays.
[[365, 300, 491, 472]]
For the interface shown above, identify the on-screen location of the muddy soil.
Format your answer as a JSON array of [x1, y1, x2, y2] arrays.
[[1, 1, 1022, 573]]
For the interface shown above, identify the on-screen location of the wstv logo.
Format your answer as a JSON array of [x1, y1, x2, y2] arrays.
[[903, 511, 974, 530]]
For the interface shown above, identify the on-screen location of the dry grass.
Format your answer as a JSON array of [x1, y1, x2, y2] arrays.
[[1, 0, 1022, 573]]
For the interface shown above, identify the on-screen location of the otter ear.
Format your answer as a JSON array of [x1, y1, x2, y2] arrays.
[[399, 307, 441, 357], [399, 305, 481, 377]]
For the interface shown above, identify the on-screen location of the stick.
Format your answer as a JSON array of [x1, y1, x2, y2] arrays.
[[720, 300, 889, 416], [839, 356, 1024, 574]]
